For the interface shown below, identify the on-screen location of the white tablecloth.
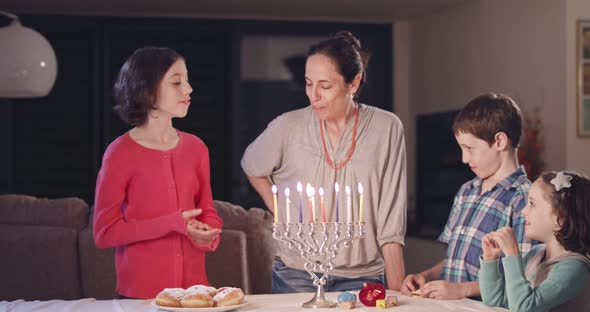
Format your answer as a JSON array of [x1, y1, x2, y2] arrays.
[[0, 291, 508, 312]]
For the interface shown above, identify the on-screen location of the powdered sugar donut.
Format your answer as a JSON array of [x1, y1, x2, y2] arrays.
[[180, 285, 216, 308], [155, 288, 185, 307], [213, 287, 245, 307], [186, 284, 218, 297], [180, 292, 214, 308]]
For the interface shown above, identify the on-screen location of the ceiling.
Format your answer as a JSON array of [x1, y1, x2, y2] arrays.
[[1, 0, 467, 22]]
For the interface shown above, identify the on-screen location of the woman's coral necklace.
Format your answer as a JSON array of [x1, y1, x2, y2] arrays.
[[319, 105, 359, 170]]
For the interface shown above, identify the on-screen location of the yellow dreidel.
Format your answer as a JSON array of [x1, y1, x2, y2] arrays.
[[376, 299, 386, 309]]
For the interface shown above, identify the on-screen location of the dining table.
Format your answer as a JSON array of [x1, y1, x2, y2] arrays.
[[0, 290, 508, 312]]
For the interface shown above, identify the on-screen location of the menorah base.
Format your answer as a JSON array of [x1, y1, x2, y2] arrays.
[[271, 222, 366, 308], [301, 284, 337, 308]]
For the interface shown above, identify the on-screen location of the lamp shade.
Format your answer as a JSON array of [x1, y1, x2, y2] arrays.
[[0, 21, 57, 98]]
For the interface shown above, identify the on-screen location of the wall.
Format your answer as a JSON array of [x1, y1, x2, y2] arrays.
[[566, 0, 590, 175], [241, 36, 324, 80], [401, 0, 569, 217], [393, 20, 413, 219]]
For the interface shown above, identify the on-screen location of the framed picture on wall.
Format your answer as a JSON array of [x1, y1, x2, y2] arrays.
[[577, 20, 590, 137]]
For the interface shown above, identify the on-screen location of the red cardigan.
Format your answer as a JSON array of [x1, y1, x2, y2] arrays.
[[93, 131, 222, 298]]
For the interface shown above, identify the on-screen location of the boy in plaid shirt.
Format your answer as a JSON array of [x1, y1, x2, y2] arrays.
[[401, 93, 536, 299]]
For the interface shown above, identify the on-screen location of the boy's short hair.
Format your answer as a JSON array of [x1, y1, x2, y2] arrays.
[[452, 93, 523, 148]]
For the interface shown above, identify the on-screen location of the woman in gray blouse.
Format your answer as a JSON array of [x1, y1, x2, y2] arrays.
[[241, 31, 407, 293]]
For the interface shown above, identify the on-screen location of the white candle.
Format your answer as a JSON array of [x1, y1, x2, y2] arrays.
[[272, 185, 278, 224], [285, 187, 291, 224], [297, 181, 303, 223], [358, 183, 364, 224], [335, 182, 340, 223], [345, 185, 352, 223]]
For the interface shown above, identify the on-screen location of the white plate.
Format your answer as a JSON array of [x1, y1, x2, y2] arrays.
[[151, 301, 247, 312]]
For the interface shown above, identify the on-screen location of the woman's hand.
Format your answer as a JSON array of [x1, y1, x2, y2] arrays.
[[490, 227, 520, 257], [481, 233, 502, 262]]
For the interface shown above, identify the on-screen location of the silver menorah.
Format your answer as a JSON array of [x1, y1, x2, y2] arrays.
[[272, 222, 366, 308]]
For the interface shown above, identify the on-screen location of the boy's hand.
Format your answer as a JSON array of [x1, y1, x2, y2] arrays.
[[491, 227, 520, 257], [482, 233, 502, 261], [401, 274, 427, 295], [421, 280, 467, 300]]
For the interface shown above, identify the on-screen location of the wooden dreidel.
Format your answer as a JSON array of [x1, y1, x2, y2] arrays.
[[386, 296, 398, 307], [376, 299, 386, 310], [338, 291, 357, 310], [339, 302, 355, 310]]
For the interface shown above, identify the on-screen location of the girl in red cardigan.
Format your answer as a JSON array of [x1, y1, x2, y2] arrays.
[[93, 47, 223, 299]]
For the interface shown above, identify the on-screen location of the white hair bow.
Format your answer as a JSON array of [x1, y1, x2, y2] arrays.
[[550, 172, 573, 191]]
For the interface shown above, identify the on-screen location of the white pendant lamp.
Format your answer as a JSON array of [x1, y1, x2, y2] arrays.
[[0, 11, 57, 98]]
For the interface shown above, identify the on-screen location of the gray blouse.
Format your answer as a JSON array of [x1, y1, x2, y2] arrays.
[[241, 104, 407, 278]]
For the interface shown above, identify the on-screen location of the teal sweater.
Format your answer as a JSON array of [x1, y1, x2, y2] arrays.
[[479, 245, 590, 312]]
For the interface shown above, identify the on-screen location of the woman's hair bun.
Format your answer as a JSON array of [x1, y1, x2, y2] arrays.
[[334, 31, 361, 52]]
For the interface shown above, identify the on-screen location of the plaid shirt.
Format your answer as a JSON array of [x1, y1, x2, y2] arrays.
[[438, 166, 534, 283]]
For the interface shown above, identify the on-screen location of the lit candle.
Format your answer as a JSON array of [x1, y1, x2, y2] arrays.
[[319, 187, 326, 223], [297, 181, 303, 223], [311, 186, 316, 222], [306, 184, 315, 223], [285, 187, 291, 224], [345, 185, 352, 223], [358, 183, 364, 224], [335, 182, 340, 223], [272, 185, 278, 224]]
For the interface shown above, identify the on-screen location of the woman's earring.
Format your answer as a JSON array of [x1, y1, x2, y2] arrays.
[[149, 111, 159, 119]]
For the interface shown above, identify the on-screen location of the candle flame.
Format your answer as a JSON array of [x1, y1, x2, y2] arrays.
[[318, 187, 324, 196], [297, 181, 303, 192], [345, 185, 351, 195], [272, 185, 277, 194], [335, 182, 340, 193], [307, 185, 315, 197], [285, 187, 290, 196], [358, 183, 363, 194]]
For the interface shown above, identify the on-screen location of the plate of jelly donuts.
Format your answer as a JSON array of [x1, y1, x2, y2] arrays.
[[152, 285, 246, 311]]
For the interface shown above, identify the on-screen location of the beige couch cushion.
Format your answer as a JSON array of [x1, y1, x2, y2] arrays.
[[213, 200, 276, 294], [0, 224, 81, 300], [0, 194, 89, 231], [78, 222, 117, 299], [206, 229, 249, 293], [0, 195, 89, 300]]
